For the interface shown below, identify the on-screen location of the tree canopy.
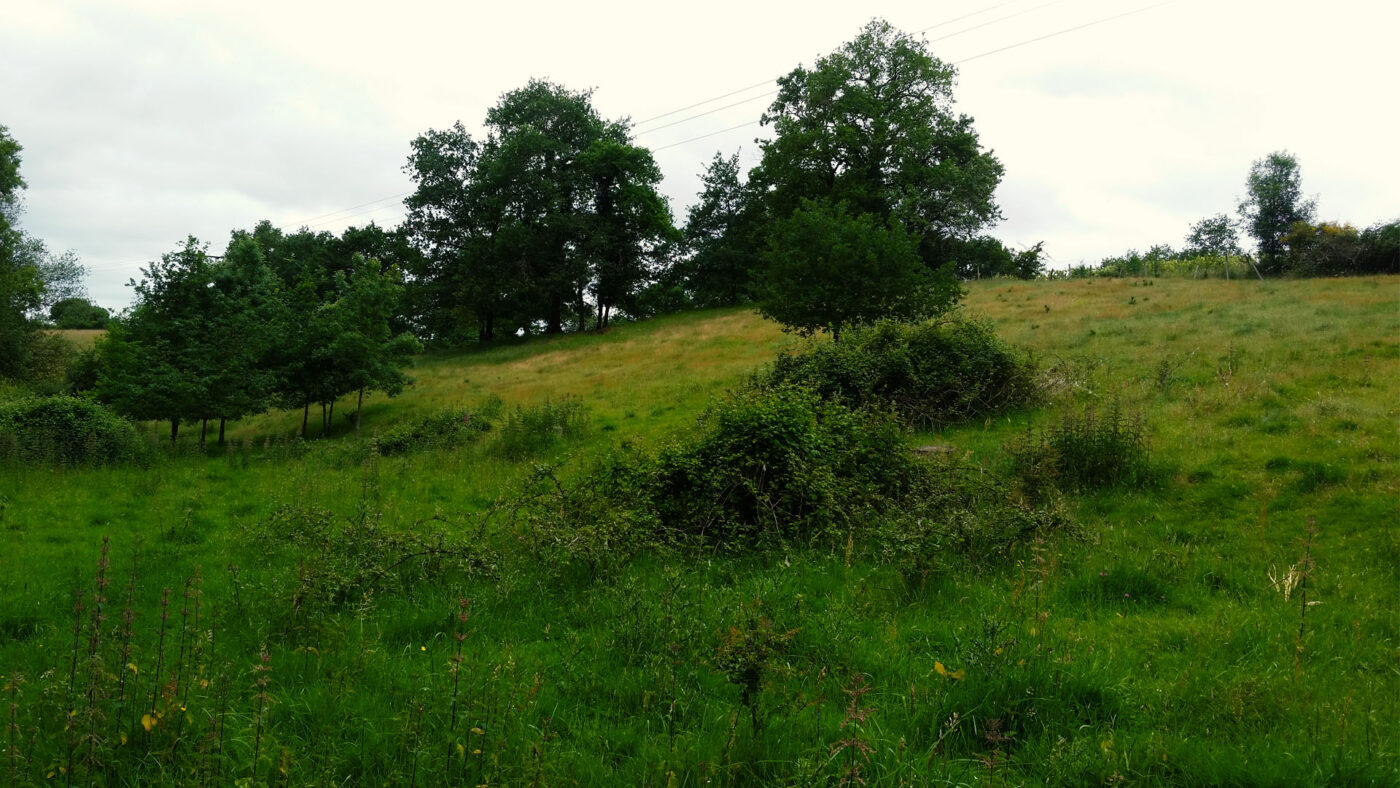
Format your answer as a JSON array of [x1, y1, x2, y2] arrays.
[[1238, 151, 1315, 272], [404, 80, 675, 341], [749, 20, 1000, 336]]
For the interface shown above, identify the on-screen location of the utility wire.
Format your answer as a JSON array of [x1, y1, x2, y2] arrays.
[[632, 0, 1028, 130], [635, 0, 1072, 140], [646, 1, 1175, 153], [86, 0, 1173, 277]]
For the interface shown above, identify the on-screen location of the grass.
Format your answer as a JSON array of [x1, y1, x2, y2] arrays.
[[2, 277, 1397, 785]]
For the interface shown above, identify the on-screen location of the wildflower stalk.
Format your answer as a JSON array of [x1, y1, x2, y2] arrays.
[[250, 649, 271, 782]]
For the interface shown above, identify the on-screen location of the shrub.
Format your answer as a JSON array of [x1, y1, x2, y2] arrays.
[[761, 317, 1037, 429], [0, 395, 143, 465], [1007, 403, 1153, 495], [518, 385, 1062, 569], [373, 401, 496, 456]]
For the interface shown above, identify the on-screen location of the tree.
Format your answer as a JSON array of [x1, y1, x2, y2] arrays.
[[1185, 213, 1245, 279], [48, 297, 110, 329], [0, 126, 44, 378], [404, 81, 675, 339], [1238, 151, 1316, 273], [580, 133, 677, 329], [753, 20, 1003, 257], [96, 238, 215, 442], [681, 151, 763, 306], [749, 20, 1001, 334], [757, 198, 959, 341]]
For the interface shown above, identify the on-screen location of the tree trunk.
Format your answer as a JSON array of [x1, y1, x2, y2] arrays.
[[301, 400, 309, 438], [328, 399, 335, 430], [355, 388, 364, 437], [199, 419, 207, 444], [170, 420, 179, 444], [546, 294, 563, 334], [218, 418, 226, 445], [320, 402, 327, 436]]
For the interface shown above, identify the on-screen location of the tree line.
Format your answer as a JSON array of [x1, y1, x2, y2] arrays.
[[5, 19, 1395, 442]]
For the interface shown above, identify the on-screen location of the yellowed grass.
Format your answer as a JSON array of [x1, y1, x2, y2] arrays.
[[49, 328, 105, 351]]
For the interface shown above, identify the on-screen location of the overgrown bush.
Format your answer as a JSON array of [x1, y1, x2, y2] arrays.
[[1007, 403, 1153, 496], [0, 394, 143, 465], [761, 317, 1037, 428], [493, 398, 590, 461], [374, 401, 496, 456], [251, 502, 497, 618], [518, 385, 1062, 569]]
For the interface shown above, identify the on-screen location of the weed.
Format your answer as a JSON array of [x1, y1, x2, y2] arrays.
[[713, 600, 797, 729], [1007, 402, 1154, 494], [493, 399, 590, 461]]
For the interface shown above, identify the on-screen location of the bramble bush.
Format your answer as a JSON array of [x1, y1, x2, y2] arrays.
[[374, 401, 497, 456], [518, 384, 1062, 572], [760, 318, 1037, 429]]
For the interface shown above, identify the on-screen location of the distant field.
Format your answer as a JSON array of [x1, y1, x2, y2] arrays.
[[51, 327, 105, 350], [3, 275, 1396, 785]]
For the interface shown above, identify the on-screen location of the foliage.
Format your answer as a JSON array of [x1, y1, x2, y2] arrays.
[[1184, 212, 1242, 264], [762, 317, 1037, 428], [940, 236, 1046, 280], [1238, 150, 1316, 272], [48, 297, 109, 329], [1007, 402, 1154, 495], [493, 399, 590, 461], [1, 125, 87, 382], [679, 151, 764, 307], [0, 394, 142, 465], [753, 19, 1003, 262], [1278, 219, 1400, 276], [404, 82, 676, 341], [757, 198, 960, 339], [374, 404, 494, 456]]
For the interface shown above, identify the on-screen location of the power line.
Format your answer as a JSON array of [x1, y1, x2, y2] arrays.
[[956, 0, 1173, 63], [633, 0, 1075, 142], [85, 0, 1175, 279], [645, 1, 1175, 154], [632, 0, 1029, 131]]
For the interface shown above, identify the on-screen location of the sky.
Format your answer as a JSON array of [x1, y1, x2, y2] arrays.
[[3, 0, 1397, 310]]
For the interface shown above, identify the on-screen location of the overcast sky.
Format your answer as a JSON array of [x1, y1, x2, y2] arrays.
[[4, 0, 1397, 309]]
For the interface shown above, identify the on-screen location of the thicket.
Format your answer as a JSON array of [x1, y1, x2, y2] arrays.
[[374, 403, 496, 456], [0, 394, 142, 465], [516, 384, 1060, 572], [761, 318, 1037, 428]]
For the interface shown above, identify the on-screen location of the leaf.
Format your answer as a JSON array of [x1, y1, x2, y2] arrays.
[[141, 713, 155, 732]]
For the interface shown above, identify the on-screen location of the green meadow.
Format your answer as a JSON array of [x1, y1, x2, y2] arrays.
[[4, 275, 1397, 786]]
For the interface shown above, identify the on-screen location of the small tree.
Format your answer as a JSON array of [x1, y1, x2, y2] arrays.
[[1185, 213, 1246, 279], [757, 198, 959, 341]]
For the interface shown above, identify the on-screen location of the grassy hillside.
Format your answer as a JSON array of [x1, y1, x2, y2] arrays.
[[2, 276, 1396, 786]]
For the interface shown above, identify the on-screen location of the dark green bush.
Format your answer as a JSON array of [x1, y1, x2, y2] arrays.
[[0, 395, 143, 465], [1007, 403, 1153, 495], [761, 317, 1037, 428], [374, 403, 495, 456]]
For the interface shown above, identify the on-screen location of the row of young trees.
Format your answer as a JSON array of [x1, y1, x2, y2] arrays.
[[92, 224, 420, 442], [1090, 152, 1398, 279]]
